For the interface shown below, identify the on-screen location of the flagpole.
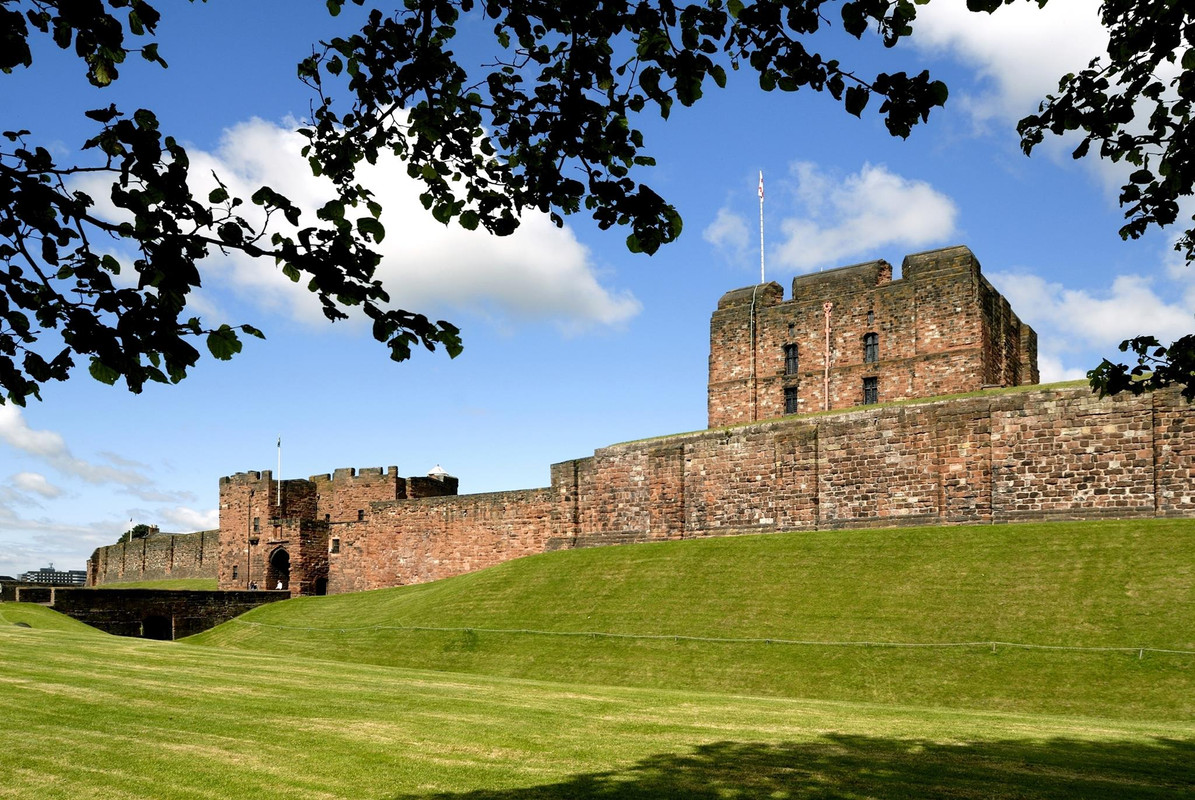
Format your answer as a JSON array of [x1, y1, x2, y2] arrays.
[[758, 171, 765, 284], [276, 436, 281, 510]]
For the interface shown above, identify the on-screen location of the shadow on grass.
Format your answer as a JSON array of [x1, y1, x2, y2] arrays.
[[393, 734, 1194, 799]]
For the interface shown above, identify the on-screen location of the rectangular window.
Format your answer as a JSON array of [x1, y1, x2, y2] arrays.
[[252, 517, 259, 533], [783, 344, 799, 375], [863, 333, 879, 364], [330, 538, 340, 554], [357, 509, 365, 522], [863, 377, 878, 405], [784, 386, 799, 414], [232, 565, 238, 580]]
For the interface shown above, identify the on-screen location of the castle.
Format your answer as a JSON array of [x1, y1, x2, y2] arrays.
[[708, 245, 1037, 424], [88, 245, 1195, 595]]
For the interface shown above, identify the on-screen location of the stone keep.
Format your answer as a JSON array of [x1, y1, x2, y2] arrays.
[[708, 245, 1039, 427]]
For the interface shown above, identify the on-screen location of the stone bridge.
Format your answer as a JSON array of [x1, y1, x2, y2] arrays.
[[5, 586, 287, 640]]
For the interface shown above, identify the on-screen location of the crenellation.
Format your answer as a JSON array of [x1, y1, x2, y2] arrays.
[[709, 245, 1037, 427], [135, 244, 1189, 600], [791, 258, 892, 299]]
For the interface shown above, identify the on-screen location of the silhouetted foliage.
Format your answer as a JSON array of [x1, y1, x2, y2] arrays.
[[116, 523, 154, 544], [1, 1, 1193, 404]]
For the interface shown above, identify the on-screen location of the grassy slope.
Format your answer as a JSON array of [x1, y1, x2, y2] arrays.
[[0, 603, 106, 634], [190, 519, 1195, 719], [2, 623, 1191, 800], [91, 578, 218, 590]]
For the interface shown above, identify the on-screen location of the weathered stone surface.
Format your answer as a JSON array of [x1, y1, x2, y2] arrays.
[[211, 385, 1192, 595], [708, 245, 1037, 427], [21, 587, 286, 639], [85, 530, 218, 587]]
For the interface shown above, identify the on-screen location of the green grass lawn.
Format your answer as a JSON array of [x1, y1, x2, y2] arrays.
[[0, 603, 106, 634], [190, 519, 1195, 719], [91, 577, 218, 590], [2, 620, 1191, 800], [5, 518, 1193, 798]]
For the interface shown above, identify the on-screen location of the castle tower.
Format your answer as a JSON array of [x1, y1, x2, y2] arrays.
[[217, 470, 324, 595], [708, 245, 1038, 427], [218, 465, 461, 596]]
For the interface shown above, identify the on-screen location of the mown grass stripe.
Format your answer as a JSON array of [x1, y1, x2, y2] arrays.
[[2, 623, 1193, 800], [225, 618, 1195, 656], [190, 519, 1195, 719]]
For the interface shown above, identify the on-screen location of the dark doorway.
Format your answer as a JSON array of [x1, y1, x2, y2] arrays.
[[268, 548, 290, 591], [314, 577, 328, 596], [142, 615, 172, 640]]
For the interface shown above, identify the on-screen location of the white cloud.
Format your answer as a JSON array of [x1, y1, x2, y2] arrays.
[[913, 0, 1108, 125], [1034, 354, 1088, 384], [0, 515, 126, 577], [703, 207, 752, 263], [0, 406, 190, 502], [11, 472, 61, 499], [704, 163, 957, 272], [158, 506, 219, 532], [174, 118, 641, 331], [993, 271, 1194, 348], [988, 266, 1195, 382]]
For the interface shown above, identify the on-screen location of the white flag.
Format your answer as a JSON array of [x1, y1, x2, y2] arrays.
[[758, 171, 764, 199]]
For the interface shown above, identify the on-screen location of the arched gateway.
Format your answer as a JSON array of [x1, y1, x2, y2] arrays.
[[267, 548, 290, 591]]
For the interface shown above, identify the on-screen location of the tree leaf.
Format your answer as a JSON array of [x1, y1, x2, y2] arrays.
[[88, 359, 120, 386], [357, 216, 386, 242]]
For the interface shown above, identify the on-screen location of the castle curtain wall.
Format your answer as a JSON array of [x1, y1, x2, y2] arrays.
[[328, 488, 564, 592], [579, 386, 1192, 543], [290, 385, 1193, 593], [86, 530, 219, 587]]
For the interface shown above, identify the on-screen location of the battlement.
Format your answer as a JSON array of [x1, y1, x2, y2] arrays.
[[716, 281, 784, 310], [220, 470, 273, 486], [309, 466, 401, 485], [901, 244, 980, 280], [708, 245, 1036, 427], [791, 258, 893, 299]]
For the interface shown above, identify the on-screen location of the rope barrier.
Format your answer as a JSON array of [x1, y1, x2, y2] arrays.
[[226, 619, 1195, 656]]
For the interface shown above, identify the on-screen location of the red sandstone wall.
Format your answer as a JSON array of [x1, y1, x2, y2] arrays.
[[86, 530, 218, 586], [1156, 388, 1195, 514], [575, 386, 1191, 550], [328, 488, 561, 592], [310, 467, 405, 524], [990, 390, 1156, 521], [708, 246, 1036, 427], [214, 387, 1193, 595]]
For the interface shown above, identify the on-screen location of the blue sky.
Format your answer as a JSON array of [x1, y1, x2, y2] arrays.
[[3, 1, 1193, 576]]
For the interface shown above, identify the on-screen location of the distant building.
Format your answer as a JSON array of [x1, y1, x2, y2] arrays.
[[20, 565, 87, 586]]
